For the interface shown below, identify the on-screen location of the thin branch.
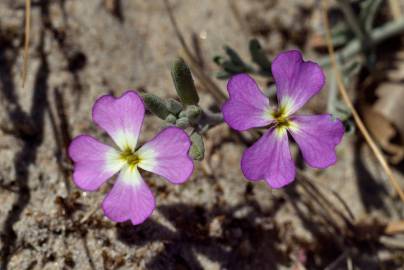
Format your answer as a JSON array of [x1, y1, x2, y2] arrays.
[[162, 0, 190, 56], [298, 173, 354, 228], [322, 0, 404, 203], [22, 0, 31, 88]]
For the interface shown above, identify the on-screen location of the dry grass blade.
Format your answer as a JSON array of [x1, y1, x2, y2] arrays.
[[22, 0, 31, 88], [298, 173, 355, 227], [322, 0, 404, 202], [162, 0, 227, 104]]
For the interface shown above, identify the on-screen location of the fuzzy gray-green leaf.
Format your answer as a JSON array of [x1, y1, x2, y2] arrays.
[[171, 58, 199, 105], [249, 39, 271, 74]]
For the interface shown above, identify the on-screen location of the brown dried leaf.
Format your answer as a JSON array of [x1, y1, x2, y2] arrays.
[[385, 220, 404, 235], [374, 83, 404, 137], [362, 101, 404, 164]]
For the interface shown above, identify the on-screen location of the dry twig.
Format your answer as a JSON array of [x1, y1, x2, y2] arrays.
[[22, 0, 31, 88]]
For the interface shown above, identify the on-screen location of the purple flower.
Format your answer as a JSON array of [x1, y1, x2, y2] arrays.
[[222, 50, 344, 188], [68, 91, 194, 225]]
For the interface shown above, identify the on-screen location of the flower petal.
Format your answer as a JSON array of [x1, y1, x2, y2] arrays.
[[222, 73, 273, 131], [137, 127, 194, 184], [68, 135, 123, 191], [102, 166, 155, 225], [272, 50, 325, 115], [241, 127, 295, 188], [92, 90, 145, 151], [289, 114, 344, 168]]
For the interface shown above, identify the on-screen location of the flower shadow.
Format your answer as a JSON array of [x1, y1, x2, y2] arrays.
[[0, 7, 49, 268], [116, 202, 285, 270], [353, 139, 390, 212]]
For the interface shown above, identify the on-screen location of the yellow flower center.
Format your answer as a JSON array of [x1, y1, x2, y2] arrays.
[[271, 106, 290, 128], [120, 148, 141, 167]]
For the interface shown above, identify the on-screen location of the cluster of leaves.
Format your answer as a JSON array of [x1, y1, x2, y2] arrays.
[[214, 0, 383, 81], [214, 38, 272, 79], [333, 0, 384, 70], [142, 58, 205, 161], [327, 0, 385, 132], [332, 0, 381, 46]]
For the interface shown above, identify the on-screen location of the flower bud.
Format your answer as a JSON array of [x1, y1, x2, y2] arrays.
[[189, 132, 204, 160], [186, 105, 202, 125], [142, 93, 170, 120], [164, 114, 177, 124], [166, 98, 183, 115], [175, 117, 190, 129], [178, 110, 187, 118]]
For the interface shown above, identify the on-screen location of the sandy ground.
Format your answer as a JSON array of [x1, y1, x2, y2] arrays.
[[1, 0, 404, 269]]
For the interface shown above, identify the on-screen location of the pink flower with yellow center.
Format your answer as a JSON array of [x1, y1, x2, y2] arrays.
[[222, 50, 344, 188], [68, 91, 194, 225]]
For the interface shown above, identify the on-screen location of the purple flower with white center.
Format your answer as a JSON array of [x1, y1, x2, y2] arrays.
[[222, 50, 344, 188], [68, 91, 194, 225]]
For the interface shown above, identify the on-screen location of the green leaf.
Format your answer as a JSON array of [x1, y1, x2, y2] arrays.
[[360, 0, 383, 31], [221, 60, 246, 73], [225, 46, 246, 67], [249, 39, 271, 74], [215, 70, 231, 79], [171, 57, 200, 105], [342, 59, 362, 77], [213, 55, 225, 65]]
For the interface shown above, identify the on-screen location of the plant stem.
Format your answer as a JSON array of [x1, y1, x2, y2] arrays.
[[200, 110, 223, 126]]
